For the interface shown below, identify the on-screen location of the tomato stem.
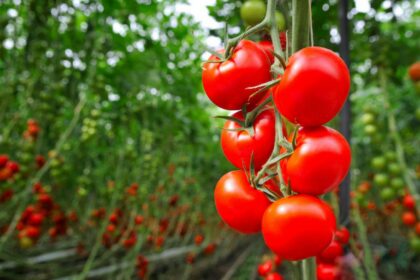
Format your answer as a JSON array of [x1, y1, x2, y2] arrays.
[[291, 0, 310, 53]]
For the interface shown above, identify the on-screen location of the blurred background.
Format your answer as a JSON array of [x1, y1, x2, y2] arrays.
[[0, 0, 419, 279]]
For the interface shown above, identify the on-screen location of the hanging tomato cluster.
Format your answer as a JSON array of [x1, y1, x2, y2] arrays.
[[202, 27, 351, 261]]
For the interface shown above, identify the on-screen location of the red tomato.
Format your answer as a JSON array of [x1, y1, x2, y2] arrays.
[[258, 260, 273, 276], [335, 226, 350, 245], [262, 194, 336, 260], [0, 155, 8, 168], [317, 240, 343, 263], [415, 222, 420, 236], [202, 40, 272, 110], [265, 272, 283, 280], [402, 211, 416, 226], [284, 126, 351, 196], [402, 194, 415, 210], [221, 109, 275, 170], [214, 170, 271, 234], [258, 40, 275, 64], [274, 47, 350, 126], [317, 263, 341, 280]]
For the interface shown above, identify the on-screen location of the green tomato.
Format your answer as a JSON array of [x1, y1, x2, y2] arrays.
[[371, 156, 386, 170], [380, 187, 395, 201], [374, 173, 389, 186], [361, 113, 375, 125], [355, 193, 367, 207], [388, 163, 402, 175], [385, 151, 397, 161], [364, 124, 377, 136], [275, 11, 286, 31], [240, 0, 266, 26], [390, 177, 405, 190], [410, 237, 420, 254]]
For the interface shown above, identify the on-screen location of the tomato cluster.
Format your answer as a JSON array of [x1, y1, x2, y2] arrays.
[[257, 254, 283, 280], [202, 28, 351, 262]]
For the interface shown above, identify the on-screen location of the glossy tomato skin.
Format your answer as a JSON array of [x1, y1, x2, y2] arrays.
[[285, 126, 351, 196], [262, 194, 336, 260], [202, 40, 271, 110], [274, 47, 350, 126], [258, 41, 275, 64], [214, 170, 271, 234], [221, 109, 275, 170]]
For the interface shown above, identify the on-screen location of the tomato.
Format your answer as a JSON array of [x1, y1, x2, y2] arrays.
[[402, 211, 416, 226], [403, 194, 415, 210], [275, 11, 286, 32], [408, 62, 420, 81], [317, 240, 343, 263], [335, 226, 350, 245], [258, 260, 273, 276], [283, 126, 351, 196], [317, 263, 341, 280], [221, 109, 275, 170], [390, 177, 404, 190], [380, 188, 395, 201], [364, 124, 377, 136], [214, 170, 271, 234], [0, 155, 8, 168], [361, 113, 375, 125], [240, 0, 266, 26], [371, 156, 386, 170], [202, 40, 272, 110], [388, 162, 402, 175], [262, 195, 336, 260], [265, 272, 283, 280], [274, 47, 350, 126], [258, 40, 275, 64], [373, 173, 389, 186]]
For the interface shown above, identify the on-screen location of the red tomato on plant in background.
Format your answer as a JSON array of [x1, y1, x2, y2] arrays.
[[265, 272, 283, 280], [317, 240, 344, 264], [221, 109, 276, 170], [202, 40, 272, 110], [274, 46, 350, 126], [335, 226, 350, 245], [258, 260, 273, 276], [317, 263, 342, 280], [262, 194, 336, 260], [402, 211, 417, 226], [214, 170, 271, 234], [284, 126, 351, 196]]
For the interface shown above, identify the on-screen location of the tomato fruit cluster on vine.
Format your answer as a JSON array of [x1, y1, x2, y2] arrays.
[[202, 9, 351, 260]]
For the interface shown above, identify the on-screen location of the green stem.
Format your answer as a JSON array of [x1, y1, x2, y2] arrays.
[[302, 258, 317, 280], [292, 0, 310, 53], [353, 206, 379, 280], [379, 69, 420, 217]]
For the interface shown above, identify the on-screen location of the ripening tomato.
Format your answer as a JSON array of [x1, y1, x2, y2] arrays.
[[274, 47, 350, 126], [202, 40, 272, 110], [408, 62, 420, 81], [214, 170, 271, 234], [262, 195, 336, 260], [317, 240, 343, 263], [317, 263, 341, 280], [221, 109, 275, 170], [283, 126, 351, 196]]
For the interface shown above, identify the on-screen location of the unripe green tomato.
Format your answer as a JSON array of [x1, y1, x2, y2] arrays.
[[380, 187, 395, 201], [275, 11, 286, 31], [374, 173, 389, 186], [50, 158, 60, 168], [364, 124, 377, 136], [50, 168, 61, 178], [361, 113, 375, 125], [371, 156, 386, 170], [410, 237, 420, 254], [385, 151, 397, 161], [363, 104, 375, 114], [390, 177, 404, 190], [388, 162, 402, 175], [240, 0, 266, 26], [78, 187, 87, 197]]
